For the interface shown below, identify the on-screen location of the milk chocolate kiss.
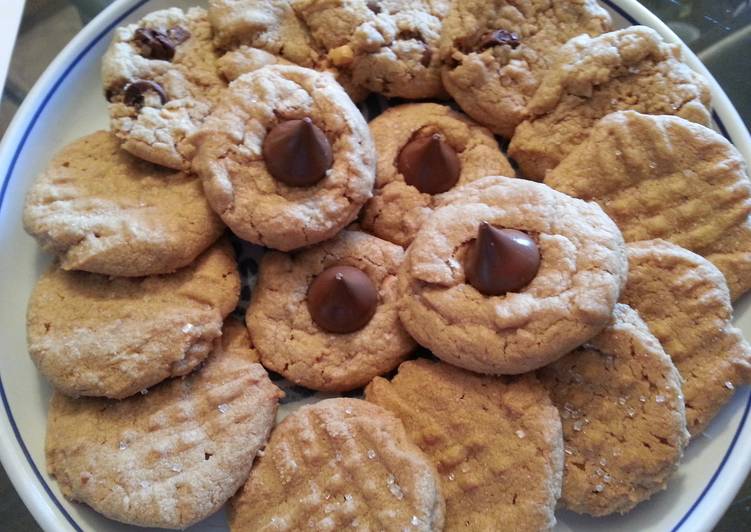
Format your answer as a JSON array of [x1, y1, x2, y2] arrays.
[[397, 133, 460, 195], [307, 265, 378, 334], [263, 118, 333, 187]]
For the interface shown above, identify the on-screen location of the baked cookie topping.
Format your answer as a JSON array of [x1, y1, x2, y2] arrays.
[[398, 176, 628, 375], [192, 65, 375, 251], [439, 0, 612, 138], [229, 398, 445, 531], [539, 304, 689, 516], [623, 240, 751, 436], [361, 103, 514, 247], [509, 26, 711, 179], [366, 359, 564, 531], [27, 240, 240, 399], [102, 7, 224, 170], [545, 110, 751, 300], [46, 319, 282, 529], [247, 230, 415, 391], [23, 131, 225, 277]]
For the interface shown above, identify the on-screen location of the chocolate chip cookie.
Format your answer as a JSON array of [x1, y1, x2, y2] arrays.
[[192, 65, 376, 251], [398, 176, 628, 375], [361, 103, 515, 247], [246, 230, 415, 391]]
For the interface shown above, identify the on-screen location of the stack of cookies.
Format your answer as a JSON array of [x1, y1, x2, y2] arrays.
[[21, 1, 751, 530]]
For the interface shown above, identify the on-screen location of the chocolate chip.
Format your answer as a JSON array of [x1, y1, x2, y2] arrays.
[[262, 118, 333, 187], [123, 80, 167, 108], [307, 265, 378, 334], [167, 26, 191, 44], [420, 47, 432, 67], [475, 29, 521, 51], [397, 133, 460, 195], [134, 28, 175, 61], [465, 222, 540, 296], [104, 87, 117, 102], [367, 1, 381, 14]]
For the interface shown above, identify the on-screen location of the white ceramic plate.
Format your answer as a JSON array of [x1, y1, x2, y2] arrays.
[[2, 1, 751, 531]]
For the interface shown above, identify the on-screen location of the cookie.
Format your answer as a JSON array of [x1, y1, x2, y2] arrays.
[[229, 398, 445, 531], [22, 131, 225, 277], [217, 45, 291, 81], [509, 26, 711, 180], [544, 111, 751, 300], [292, 0, 449, 99], [208, 0, 368, 101], [192, 65, 375, 251], [360, 103, 515, 247], [102, 7, 224, 170], [246, 230, 415, 391], [439, 0, 611, 138], [538, 303, 689, 516], [27, 240, 240, 399], [398, 175, 628, 375], [365, 359, 564, 531], [46, 318, 282, 529], [622, 240, 751, 436]]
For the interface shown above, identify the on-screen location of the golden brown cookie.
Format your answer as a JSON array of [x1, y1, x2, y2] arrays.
[[622, 240, 751, 435], [46, 319, 282, 529], [27, 240, 240, 399], [365, 359, 564, 531], [22, 131, 224, 277], [247, 230, 415, 391], [538, 304, 689, 516], [509, 26, 711, 180], [192, 65, 375, 251], [229, 398, 445, 531], [398, 176, 628, 375], [439, 0, 612, 137], [361, 103, 515, 247], [545, 110, 751, 300]]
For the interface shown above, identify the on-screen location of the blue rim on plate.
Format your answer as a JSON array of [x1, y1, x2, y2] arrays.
[[0, 0, 749, 530]]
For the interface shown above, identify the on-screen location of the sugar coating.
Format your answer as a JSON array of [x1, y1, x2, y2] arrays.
[[361, 103, 515, 247], [23, 131, 225, 277], [623, 240, 751, 435], [192, 65, 375, 251], [398, 176, 628, 375], [102, 7, 225, 170], [27, 240, 240, 399], [247, 230, 415, 391], [229, 398, 444, 531], [509, 26, 711, 179], [439, 0, 611, 138], [539, 304, 688, 516], [46, 319, 282, 529], [365, 359, 563, 531]]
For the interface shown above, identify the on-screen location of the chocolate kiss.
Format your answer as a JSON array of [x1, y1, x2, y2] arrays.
[[307, 265, 378, 334], [465, 222, 540, 296], [263, 118, 333, 187], [397, 133, 461, 195]]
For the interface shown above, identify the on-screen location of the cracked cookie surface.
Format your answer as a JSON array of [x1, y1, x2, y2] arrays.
[[398, 176, 628, 375], [509, 26, 711, 179], [246, 230, 415, 391], [361, 103, 514, 247], [439, 0, 611, 138], [102, 7, 225, 170], [46, 319, 282, 529], [366, 359, 563, 531], [192, 65, 375, 251], [545, 111, 751, 299], [622, 240, 751, 436], [23, 131, 225, 277], [229, 398, 445, 531], [27, 240, 240, 399], [538, 304, 689, 516]]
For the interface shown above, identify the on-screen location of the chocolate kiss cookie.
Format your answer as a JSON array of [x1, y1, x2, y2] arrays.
[[465, 222, 540, 296], [263, 117, 333, 187], [307, 265, 378, 334], [361, 103, 514, 247], [246, 230, 415, 391], [398, 176, 628, 375]]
